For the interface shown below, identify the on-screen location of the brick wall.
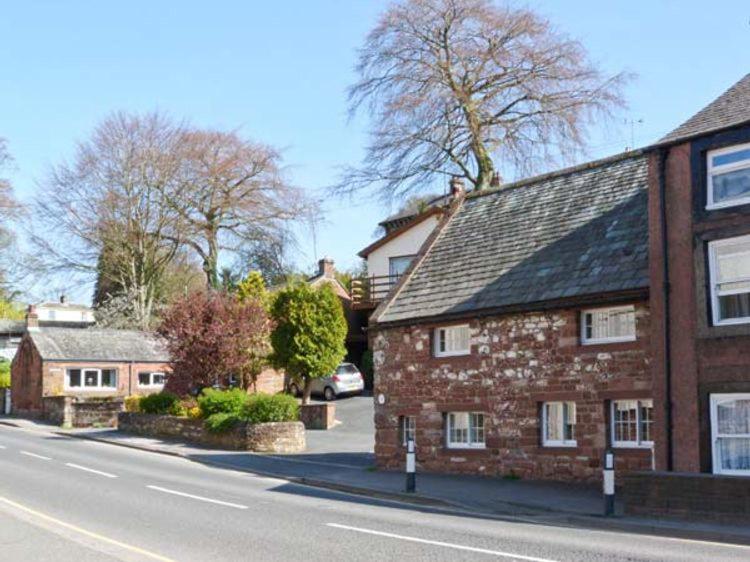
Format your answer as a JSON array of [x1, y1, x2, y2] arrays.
[[623, 471, 750, 523], [42, 396, 124, 427], [372, 302, 653, 483]]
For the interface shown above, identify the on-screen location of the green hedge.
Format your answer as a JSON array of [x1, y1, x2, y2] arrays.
[[197, 388, 247, 417], [204, 412, 241, 433], [139, 392, 180, 415], [0, 360, 10, 389], [242, 393, 299, 424]]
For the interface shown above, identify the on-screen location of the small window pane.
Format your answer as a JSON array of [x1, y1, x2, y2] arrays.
[[613, 400, 639, 443], [716, 438, 750, 471], [400, 415, 416, 445], [435, 325, 470, 356], [640, 400, 653, 443], [101, 369, 116, 388], [471, 413, 485, 444], [582, 307, 635, 343], [717, 399, 750, 435], [138, 372, 151, 386], [68, 369, 81, 388], [544, 402, 576, 444], [712, 168, 750, 205], [84, 370, 99, 387], [152, 373, 165, 385], [449, 413, 469, 444], [713, 148, 750, 167]]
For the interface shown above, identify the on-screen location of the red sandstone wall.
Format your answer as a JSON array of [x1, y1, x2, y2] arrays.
[[372, 302, 653, 483]]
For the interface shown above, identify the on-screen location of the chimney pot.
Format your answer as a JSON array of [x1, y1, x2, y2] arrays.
[[490, 172, 501, 188], [318, 256, 335, 278], [60, 294, 66, 304], [450, 176, 465, 198], [26, 305, 39, 331]]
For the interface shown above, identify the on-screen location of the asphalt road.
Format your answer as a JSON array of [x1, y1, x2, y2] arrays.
[[0, 423, 747, 562]]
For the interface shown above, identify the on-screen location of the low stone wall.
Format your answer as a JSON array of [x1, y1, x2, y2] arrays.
[[118, 412, 305, 453], [299, 403, 335, 430], [43, 396, 124, 427], [623, 471, 750, 524]]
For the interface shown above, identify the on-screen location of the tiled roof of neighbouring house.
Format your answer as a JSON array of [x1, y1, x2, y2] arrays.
[[375, 152, 649, 324], [0, 319, 26, 334], [659, 74, 750, 145], [28, 327, 169, 362]]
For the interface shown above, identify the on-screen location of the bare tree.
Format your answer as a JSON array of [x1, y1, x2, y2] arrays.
[[344, 0, 629, 197], [33, 112, 185, 329], [166, 129, 309, 289]]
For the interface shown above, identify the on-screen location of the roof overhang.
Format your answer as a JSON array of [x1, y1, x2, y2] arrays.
[[358, 207, 444, 258]]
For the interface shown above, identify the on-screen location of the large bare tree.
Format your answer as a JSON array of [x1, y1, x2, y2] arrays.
[[344, 0, 629, 197], [166, 129, 308, 289], [33, 113, 185, 328]]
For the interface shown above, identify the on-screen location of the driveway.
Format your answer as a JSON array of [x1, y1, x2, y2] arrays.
[[300, 394, 375, 468]]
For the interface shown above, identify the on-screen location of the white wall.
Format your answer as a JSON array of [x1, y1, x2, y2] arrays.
[[366, 215, 440, 279], [37, 306, 94, 323]]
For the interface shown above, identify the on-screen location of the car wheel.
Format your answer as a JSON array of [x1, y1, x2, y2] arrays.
[[289, 383, 300, 397], [324, 386, 336, 401]]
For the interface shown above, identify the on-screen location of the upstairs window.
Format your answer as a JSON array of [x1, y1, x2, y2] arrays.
[[433, 324, 470, 357], [542, 402, 577, 447], [708, 235, 750, 325], [388, 255, 415, 279], [707, 143, 750, 209], [581, 305, 636, 344]]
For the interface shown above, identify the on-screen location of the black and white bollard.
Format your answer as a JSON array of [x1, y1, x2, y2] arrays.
[[405, 438, 416, 493], [603, 449, 615, 516]]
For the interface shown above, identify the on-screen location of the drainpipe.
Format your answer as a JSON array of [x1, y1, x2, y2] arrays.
[[658, 147, 674, 472]]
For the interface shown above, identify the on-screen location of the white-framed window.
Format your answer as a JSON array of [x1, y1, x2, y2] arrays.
[[542, 402, 577, 447], [707, 142, 750, 210], [708, 234, 750, 326], [66, 368, 117, 391], [138, 371, 165, 388], [433, 324, 470, 357], [399, 415, 416, 446], [611, 399, 653, 448], [389, 255, 415, 279], [711, 393, 750, 476], [446, 412, 485, 449], [581, 305, 636, 345]]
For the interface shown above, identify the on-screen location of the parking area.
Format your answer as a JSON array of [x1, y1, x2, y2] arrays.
[[302, 394, 374, 467]]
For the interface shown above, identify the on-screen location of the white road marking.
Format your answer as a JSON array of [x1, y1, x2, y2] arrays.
[[20, 451, 52, 461], [0, 444, 6, 449], [146, 485, 249, 510], [0, 494, 174, 561], [326, 523, 559, 562], [64, 463, 118, 478]]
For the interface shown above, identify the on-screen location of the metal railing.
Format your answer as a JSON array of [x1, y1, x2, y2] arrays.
[[350, 275, 401, 307]]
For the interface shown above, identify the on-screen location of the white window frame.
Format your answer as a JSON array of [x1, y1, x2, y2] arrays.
[[707, 142, 750, 210], [65, 368, 118, 391], [400, 415, 416, 446], [542, 402, 577, 447], [433, 324, 471, 357], [580, 305, 636, 345], [611, 399, 654, 449], [711, 393, 750, 476], [137, 371, 165, 389], [446, 412, 485, 449], [708, 234, 750, 326]]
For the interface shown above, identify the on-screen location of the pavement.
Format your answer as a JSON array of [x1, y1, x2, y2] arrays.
[[2, 420, 750, 561]]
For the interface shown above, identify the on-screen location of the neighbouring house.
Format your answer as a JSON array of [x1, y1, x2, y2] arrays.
[[648, 74, 750, 478], [11, 307, 170, 422], [307, 257, 368, 370], [370, 151, 652, 483], [0, 297, 94, 361]]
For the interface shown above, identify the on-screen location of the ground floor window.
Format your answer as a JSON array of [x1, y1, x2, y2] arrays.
[[711, 393, 750, 476], [542, 401, 577, 447], [66, 368, 117, 390], [138, 372, 165, 388], [446, 412, 485, 449], [399, 415, 416, 446], [611, 399, 653, 448]]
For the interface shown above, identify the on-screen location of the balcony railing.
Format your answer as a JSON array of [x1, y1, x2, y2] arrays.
[[350, 274, 401, 307]]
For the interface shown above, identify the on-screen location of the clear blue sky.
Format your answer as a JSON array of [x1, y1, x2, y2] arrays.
[[1, 1, 748, 302]]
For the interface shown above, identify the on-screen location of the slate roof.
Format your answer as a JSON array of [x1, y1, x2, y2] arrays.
[[0, 320, 25, 334], [659, 74, 750, 145], [375, 152, 649, 324], [28, 327, 169, 363]]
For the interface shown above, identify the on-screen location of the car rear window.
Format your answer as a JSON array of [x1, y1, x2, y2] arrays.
[[337, 364, 359, 375]]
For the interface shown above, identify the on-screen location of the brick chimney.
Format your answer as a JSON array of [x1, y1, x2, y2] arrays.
[[450, 176, 465, 199], [318, 256, 335, 279], [26, 305, 39, 331], [490, 172, 501, 188], [59, 294, 67, 305]]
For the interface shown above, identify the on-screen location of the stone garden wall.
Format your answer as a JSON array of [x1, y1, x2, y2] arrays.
[[118, 412, 305, 453], [43, 396, 124, 427]]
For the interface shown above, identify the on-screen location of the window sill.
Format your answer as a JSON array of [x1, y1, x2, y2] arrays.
[[581, 337, 636, 346], [542, 442, 577, 449], [434, 352, 471, 359], [611, 444, 653, 451]]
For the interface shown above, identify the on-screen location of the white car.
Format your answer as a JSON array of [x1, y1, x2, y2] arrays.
[[289, 363, 364, 401]]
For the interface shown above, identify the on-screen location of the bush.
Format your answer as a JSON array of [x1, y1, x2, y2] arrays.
[[0, 359, 10, 388], [139, 392, 180, 415], [204, 412, 241, 433], [187, 406, 202, 419], [242, 393, 299, 424], [124, 395, 141, 413], [197, 388, 247, 417]]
